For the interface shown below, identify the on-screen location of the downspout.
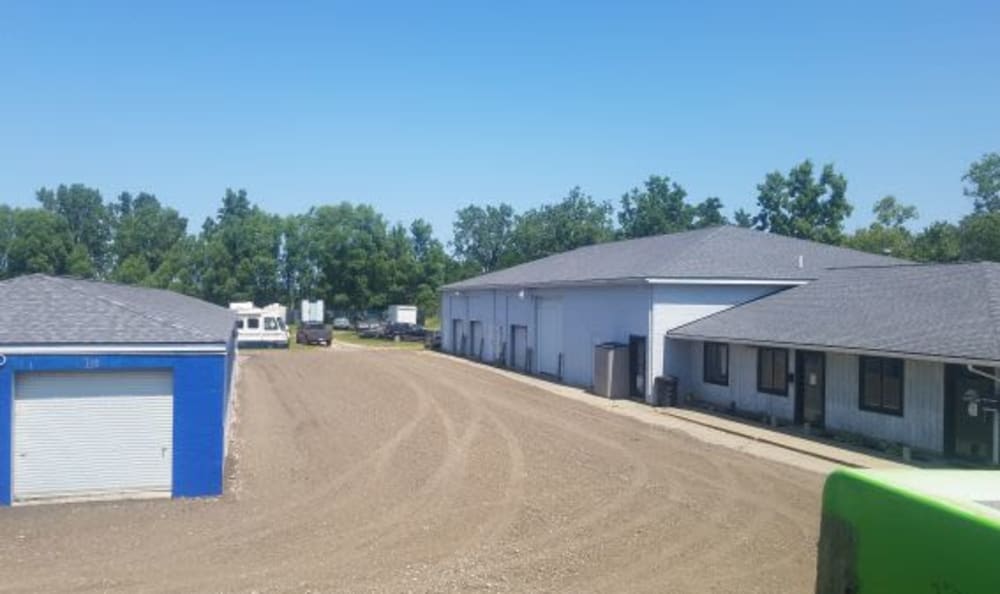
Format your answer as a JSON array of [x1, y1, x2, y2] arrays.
[[647, 284, 654, 403], [965, 364, 1000, 465]]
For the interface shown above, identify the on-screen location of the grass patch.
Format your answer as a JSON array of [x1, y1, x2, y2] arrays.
[[333, 330, 425, 350]]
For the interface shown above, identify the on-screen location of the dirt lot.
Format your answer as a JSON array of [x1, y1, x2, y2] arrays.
[[0, 349, 824, 593]]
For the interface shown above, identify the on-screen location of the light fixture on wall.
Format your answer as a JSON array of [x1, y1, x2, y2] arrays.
[[518, 289, 525, 299]]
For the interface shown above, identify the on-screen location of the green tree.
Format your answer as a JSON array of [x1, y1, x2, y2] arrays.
[[751, 160, 853, 244], [451, 203, 515, 273], [507, 187, 614, 264], [409, 219, 449, 321], [690, 197, 729, 229], [964, 152, 1000, 213], [198, 189, 284, 305], [912, 221, 961, 262], [872, 195, 918, 227], [959, 212, 1000, 261], [845, 196, 918, 258], [7, 209, 74, 275], [618, 175, 691, 238], [733, 208, 754, 228], [36, 184, 111, 275], [110, 192, 188, 283]]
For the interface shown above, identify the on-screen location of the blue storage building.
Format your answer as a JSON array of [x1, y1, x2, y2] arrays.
[[0, 275, 237, 505]]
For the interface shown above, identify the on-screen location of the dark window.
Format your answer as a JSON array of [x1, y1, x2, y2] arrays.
[[757, 348, 789, 396], [859, 356, 904, 415], [237, 319, 244, 329], [704, 342, 729, 386], [247, 318, 260, 329], [264, 317, 279, 331]]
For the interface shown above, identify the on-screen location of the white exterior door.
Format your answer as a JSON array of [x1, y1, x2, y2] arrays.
[[512, 325, 528, 370], [536, 299, 563, 376], [14, 370, 174, 502]]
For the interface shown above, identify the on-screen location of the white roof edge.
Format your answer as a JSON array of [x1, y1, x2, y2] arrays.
[[644, 278, 810, 286], [442, 276, 811, 292], [0, 343, 228, 355], [666, 334, 1000, 368]]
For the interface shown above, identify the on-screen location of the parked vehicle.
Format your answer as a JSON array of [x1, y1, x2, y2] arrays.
[[384, 323, 426, 341], [296, 322, 332, 346], [424, 330, 442, 350], [358, 323, 385, 339], [230, 303, 289, 348], [332, 316, 351, 330], [300, 299, 325, 324]]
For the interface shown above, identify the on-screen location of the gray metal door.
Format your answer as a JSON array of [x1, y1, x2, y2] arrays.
[[469, 321, 483, 360], [452, 319, 465, 355], [796, 351, 825, 427], [511, 325, 528, 370]]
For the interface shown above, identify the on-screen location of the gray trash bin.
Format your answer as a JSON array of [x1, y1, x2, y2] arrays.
[[593, 342, 629, 398]]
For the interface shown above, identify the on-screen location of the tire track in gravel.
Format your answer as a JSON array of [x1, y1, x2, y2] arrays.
[[0, 348, 823, 594]]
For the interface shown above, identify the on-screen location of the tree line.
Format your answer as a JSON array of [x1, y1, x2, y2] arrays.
[[2, 152, 997, 317], [453, 152, 1000, 273]]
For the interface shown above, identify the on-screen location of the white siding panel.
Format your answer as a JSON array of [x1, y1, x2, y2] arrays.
[[14, 371, 174, 501], [679, 340, 794, 420], [651, 285, 784, 401], [825, 353, 944, 452]]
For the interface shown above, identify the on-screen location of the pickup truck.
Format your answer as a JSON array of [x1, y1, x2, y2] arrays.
[[296, 322, 332, 346]]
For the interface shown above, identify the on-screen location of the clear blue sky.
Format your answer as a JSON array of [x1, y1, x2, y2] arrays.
[[2, 1, 998, 242]]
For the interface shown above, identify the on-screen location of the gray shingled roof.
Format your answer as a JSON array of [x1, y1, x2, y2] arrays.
[[443, 226, 903, 290], [0, 274, 236, 346], [668, 262, 1000, 364]]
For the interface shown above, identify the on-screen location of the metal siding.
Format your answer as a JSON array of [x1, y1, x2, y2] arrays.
[[13, 371, 173, 501], [558, 286, 651, 389], [172, 354, 227, 497], [466, 292, 495, 361], [536, 298, 563, 376], [651, 285, 783, 400], [825, 353, 944, 452], [680, 340, 795, 420], [0, 352, 228, 505]]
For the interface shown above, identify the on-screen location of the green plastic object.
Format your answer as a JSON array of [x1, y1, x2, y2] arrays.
[[816, 469, 1000, 594]]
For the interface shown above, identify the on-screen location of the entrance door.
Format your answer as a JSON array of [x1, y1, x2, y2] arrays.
[[469, 321, 483, 360], [945, 364, 995, 463], [629, 335, 647, 398], [511, 325, 528, 371], [452, 319, 465, 355], [796, 351, 826, 427]]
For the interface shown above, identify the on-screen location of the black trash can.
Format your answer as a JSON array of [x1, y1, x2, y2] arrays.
[[652, 375, 678, 407]]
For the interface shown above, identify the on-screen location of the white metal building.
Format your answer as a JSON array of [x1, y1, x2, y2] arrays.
[[442, 226, 899, 401]]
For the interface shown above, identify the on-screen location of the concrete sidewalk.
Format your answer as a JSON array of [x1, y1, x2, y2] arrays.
[[659, 407, 911, 470], [427, 351, 912, 475]]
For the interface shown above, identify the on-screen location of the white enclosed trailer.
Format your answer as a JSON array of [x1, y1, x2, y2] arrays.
[[300, 299, 325, 323], [387, 305, 418, 324]]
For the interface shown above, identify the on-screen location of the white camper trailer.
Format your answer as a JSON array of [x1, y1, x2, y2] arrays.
[[230, 302, 289, 348], [387, 305, 418, 325]]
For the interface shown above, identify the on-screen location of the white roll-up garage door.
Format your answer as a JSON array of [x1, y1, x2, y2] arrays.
[[14, 370, 174, 502]]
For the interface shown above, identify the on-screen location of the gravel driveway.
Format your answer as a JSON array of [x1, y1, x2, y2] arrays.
[[0, 349, 823, 593]]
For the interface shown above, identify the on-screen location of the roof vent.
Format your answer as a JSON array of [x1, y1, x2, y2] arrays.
[[797, 255, 804, 269]]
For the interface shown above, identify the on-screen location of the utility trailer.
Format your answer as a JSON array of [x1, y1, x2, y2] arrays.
[[387, 305, 417, 325], [816, 468, 1000, 594]]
